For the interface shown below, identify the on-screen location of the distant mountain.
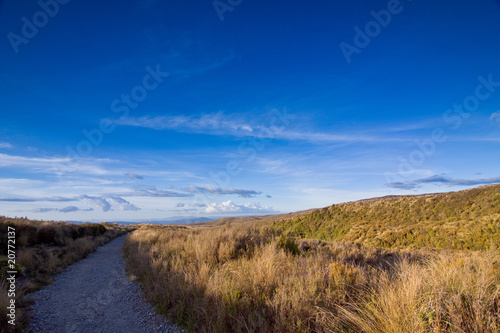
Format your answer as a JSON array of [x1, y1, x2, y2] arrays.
[[69, 217, 216, 225], [140, 217, 215, 225]]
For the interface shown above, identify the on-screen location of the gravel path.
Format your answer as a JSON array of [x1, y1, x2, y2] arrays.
[[28, 235, 181, 333]]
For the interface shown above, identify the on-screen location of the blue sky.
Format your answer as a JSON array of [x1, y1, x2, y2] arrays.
[[1, 0, 500, 222]]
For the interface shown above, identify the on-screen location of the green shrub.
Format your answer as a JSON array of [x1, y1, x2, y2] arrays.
[[0, 258, 22, 279], [276, 235, 300, 255]]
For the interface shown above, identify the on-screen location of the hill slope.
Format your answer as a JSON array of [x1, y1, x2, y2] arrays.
[[271, 184, 500, 250], [189, 208, 317, 227]]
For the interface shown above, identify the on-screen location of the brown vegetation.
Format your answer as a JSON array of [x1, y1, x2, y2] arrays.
[[0, 216, 133, 333], [124, 225, 500, 332], [123, 185, 500, 332]]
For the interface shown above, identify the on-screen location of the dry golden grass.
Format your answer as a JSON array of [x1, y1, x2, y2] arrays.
[[123, 222, 499, 332], [330, 253, 500, 332]]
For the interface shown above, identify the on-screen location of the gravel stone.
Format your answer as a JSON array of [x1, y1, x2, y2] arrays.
[[28, 235, 182, 333]]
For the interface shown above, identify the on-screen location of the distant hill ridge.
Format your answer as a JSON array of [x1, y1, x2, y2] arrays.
[[271, 184, 500, 250]]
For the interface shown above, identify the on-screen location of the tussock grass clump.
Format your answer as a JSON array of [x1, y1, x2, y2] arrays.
[[0, 216, 133, 333], [123, 224, 500, 332], [330, 253, 500, 332]]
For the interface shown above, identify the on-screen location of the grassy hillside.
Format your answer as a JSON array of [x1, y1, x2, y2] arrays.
[[272, 184, 500, 250], [188, 208, 318, 227], [124, 184, 500, 332]]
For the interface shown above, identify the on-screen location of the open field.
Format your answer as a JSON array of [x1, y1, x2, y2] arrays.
[[124, 185, 500, 332], [0, 217, 134, 333]]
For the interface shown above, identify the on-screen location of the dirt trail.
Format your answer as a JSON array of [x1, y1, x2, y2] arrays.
[[28, 235, 181, 333]]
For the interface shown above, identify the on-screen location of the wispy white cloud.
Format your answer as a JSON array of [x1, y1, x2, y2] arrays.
[[0, 142, 13, 149], [490, 111, 500, 125], [108, 196, 140, 211], [0, 153, 117, 177], [386, 174, 500, 190], [0, 178, 47, 195], [0, 196, 77, 202], [113, 185, 193, 198], [33, 206, 93, 213], [249, 157, 309, 177], [79, 195, 139, 212], [0, 153, 70, 168], [184, 185, 261, 198], [137, 170, 205, 181], [109, 185, 263, 198], [367, 119, 440, 133], [201, 200, 277, 214], [0, 178, 35, 185], [114, 112, 406, 144], [60, 206, 81, 213], [1, 193, 142, 212], [275, 131, 382, 143], [113, 112, 256, 136], [79, 195, 112, 212], [2, 192, 143, 213], [125, 172, 144, 180]]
